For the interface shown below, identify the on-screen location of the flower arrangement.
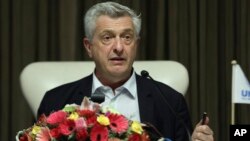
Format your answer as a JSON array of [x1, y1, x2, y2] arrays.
[[16, 97, 162, 141]]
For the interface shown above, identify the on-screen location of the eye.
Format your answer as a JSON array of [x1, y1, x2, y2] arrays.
[[121, 34, 134, 44], [124, 35, 131, 40], [101, 34, 114, 44], [103, 35, 111, 41]]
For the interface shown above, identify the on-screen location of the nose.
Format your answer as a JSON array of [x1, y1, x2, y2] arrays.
[[113, 37, 124, 54]]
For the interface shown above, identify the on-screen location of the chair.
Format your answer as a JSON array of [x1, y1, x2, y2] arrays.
[[20, 61, 189, 117]]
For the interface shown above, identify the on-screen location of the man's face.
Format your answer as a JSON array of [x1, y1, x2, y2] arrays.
[[84, 15, 139, 82]]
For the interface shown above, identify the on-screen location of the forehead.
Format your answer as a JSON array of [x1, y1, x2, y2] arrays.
[[95, 15, 135, 33]]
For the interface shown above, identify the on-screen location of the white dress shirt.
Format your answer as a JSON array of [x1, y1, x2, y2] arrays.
[[91, 71, 141, 121]]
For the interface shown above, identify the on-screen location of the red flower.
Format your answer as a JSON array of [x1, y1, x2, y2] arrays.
[[50, 127, 61, 138], [77, 109, 97, 125], [19, 132, 32, 141], [90, 124, 109, 141], [128, 133, 141, 141], [87, 115, 97, 125], [19, 136, 27, 141], [108, 113, 129, 134], [76, 128, 88, 141], [59, 119, 76, 135], [46, 110, 67, 125], [77, 109, 95, 118], [19, 133, 28, 141]]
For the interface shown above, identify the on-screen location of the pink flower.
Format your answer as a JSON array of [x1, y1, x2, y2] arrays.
[[75, 117, 87, 129], [59, 119, 76, 135], [108, 114, 129, 134], [46, 110, 67, 125], [36, 127, 51, 141], [90, 124, 108, 141]]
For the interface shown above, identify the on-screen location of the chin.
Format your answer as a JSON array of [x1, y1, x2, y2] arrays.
[[108, 64, 131, 75], [111, 70, 131, 79]]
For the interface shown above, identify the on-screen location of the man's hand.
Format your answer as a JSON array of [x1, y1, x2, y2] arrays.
[[192, 116, 214, 141]]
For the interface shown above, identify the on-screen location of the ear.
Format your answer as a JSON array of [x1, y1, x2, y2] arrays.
[[83, 37, 93, 58]]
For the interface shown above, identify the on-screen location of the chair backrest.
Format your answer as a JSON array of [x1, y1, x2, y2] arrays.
[[20, 61, 189, 116]]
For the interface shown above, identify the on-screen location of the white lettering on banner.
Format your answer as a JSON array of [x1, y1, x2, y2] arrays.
[[234, 129, 247, 136]]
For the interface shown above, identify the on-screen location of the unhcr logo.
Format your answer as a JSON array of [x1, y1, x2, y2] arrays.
[[241, 90, 250, 99]]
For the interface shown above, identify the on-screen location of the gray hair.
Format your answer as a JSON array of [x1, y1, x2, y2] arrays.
[[84, 2, 141, 40]]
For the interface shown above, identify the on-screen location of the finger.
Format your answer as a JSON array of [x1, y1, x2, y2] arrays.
[[196, 116, 209, 128], [193, 135, 214, 141], [192, 131, 214, 141], [203, 116, 209, 125], [196, 125, 214, 135]]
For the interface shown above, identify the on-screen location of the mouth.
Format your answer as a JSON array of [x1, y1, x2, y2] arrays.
[[110, 57, 124, 61], [109, 57, 126, 64]]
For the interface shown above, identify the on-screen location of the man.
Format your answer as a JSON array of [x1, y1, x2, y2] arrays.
[[38, 2, 213, 141]]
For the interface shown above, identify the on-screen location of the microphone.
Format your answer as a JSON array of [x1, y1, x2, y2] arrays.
[[140, 70, 192, 141], [141, 70, 151, 79], [90, 93, 105, 104]]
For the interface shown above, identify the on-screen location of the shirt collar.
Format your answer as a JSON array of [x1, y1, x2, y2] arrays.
[[92, 70, 137, 98]]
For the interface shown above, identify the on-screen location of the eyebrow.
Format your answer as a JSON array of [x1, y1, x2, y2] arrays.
[[122, 28, 134, 33], [100, 28, 134, 34]]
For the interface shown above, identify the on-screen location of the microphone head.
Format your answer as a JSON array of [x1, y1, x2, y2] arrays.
[[141, 70, 149, 77], [90, 94, 105, 104]]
